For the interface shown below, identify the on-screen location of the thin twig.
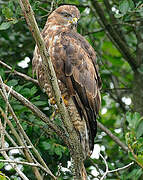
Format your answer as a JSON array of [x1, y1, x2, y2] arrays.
[[0, 79, 56, 180], [84, 28, 104, 35], [128, 143, 143, 169], [0, 60, 38, 85], [5, 130, 24, 155], [0, 172, 11, 180], [91, 1, 137, 72], [0, 146, 32, 152], [1, 83, 68, 145], [99, 152, 134, 180], [100, 153, 109, 180], [108, 161, 134, 173], [0, 119, 29, 180], [97, 121, 128, 152], [0, 159, 42, 167], [0, 90, 43, 180]]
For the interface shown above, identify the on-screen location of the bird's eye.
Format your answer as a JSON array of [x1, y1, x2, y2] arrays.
[[61, 12, 72, 18]]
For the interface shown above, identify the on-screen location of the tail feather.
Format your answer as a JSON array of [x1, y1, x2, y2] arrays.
[[85, 108, 97, 151]]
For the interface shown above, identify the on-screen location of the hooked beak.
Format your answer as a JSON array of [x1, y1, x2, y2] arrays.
[[72, 17, 78, 24], [69, 17, 78, 25]]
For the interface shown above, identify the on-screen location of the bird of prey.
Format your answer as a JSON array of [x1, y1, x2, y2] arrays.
[[32, 5, 101, 156]]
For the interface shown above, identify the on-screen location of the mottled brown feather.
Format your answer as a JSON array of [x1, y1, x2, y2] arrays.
[[32, 5, 101, 152]]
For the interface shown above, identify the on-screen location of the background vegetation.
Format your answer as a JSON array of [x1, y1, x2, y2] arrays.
[[0, 0, 143, 179]]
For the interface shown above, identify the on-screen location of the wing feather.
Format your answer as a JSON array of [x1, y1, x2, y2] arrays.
[[51, 30, 101, 150]]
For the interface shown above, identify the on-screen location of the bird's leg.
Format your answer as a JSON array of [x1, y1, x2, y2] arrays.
[[61, 93, 70, 106], [66, 98, 90, 159], [49, 93, 69, 118]]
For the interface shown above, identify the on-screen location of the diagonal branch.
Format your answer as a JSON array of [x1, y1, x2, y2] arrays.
[[97, 121, 128, 152], [91, 0, 137, 72], [0, 83, 68, 146], [0, 78, 56, 180], [0, 118, 29, 180], [0, 60, 38, 85]]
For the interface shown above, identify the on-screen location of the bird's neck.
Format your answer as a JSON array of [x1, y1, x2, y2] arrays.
[[45, 21, 76, 32]]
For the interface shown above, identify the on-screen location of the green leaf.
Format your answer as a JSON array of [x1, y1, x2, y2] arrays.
[[126, 168, 142, 179], [0, 162, 4, 169], [20, 88, 31, 97], [135, 1, 142, 9], [126, 112, 140, 129], [8, 1, 14, 10], [55, 146, 62, 158], [15, 6, 22, 16], [0, 68, 5, 79], [119, 0, 129, 14], [0, 173, 7, 180], [102, 41, 121, 56], [42, 142, 51, 150], [135, 168, 143, 179], [133, 112, 141, 128], [138, 137, 143, 144], [137, 64, 143, 74], [28, 114, 36, 122], [33, 101, 47, 106], [14, 178, 19, 180], [11, 19, 18, 24], [128, 0, 135, 9], [0, 22, 12, 30], [136, 119, 143, 138], [126, 112, 134, 128], [114, 13, 124, 18], [138, 144, 143, 152], [2, 7, 13, 19], [7, 79, 18, 86], [22, 121, 27, 130], [13, 104, 25, 111], [128, 151, 135, 161], [31, 95, 40, 101], [30, 86, 38, 96]]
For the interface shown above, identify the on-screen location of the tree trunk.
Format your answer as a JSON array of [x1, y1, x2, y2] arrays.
[[132, 72, 143, 116]]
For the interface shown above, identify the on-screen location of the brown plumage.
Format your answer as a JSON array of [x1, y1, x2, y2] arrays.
[[32, 5, 101, 155]]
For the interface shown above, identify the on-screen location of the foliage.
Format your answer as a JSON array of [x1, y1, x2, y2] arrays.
[[0, 0, 143, 179], [126, 112, 143, 168]]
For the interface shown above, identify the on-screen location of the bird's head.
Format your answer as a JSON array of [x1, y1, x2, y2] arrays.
[[48, 5, 80, 29]]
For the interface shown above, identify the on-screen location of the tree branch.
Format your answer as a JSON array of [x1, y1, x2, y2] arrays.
[[1, 83, 68, 144], [0, 172, 11, 180], [99, 152, 134, 179], [100, 153, 109, 180], [0, 146, 32, 152], [108, 162, 134, 173], [97, 121, 128, 152], [0, 119, 29, 180], [0, 78, 56, 180], [0, 60, 38, 85], [91, 0, 137, 72]]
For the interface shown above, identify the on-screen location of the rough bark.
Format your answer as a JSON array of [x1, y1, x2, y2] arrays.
[[132, 72, 143, 116], [132, 21, 143, 115]]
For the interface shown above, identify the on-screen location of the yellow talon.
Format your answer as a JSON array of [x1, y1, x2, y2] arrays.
[[50, 94, 69, 106], [50, 97, 56, 105], [62, 94, 69, 106]]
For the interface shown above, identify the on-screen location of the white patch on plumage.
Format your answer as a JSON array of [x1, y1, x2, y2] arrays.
[[50, 25, 59, 30], [39, 56, 42, 62], [49, 37, 52, 41], [53, 35, 59, 44]]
